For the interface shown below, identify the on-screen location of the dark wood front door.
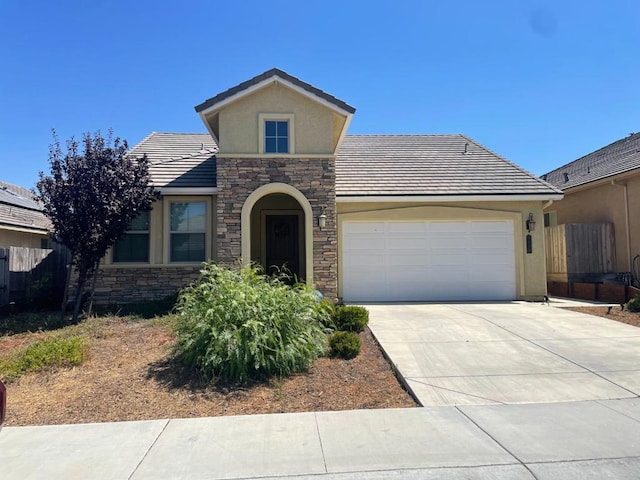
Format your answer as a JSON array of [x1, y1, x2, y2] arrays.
[[265, 215, 300, 281]]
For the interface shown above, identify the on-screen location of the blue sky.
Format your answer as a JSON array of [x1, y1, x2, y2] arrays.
[[1, 0, 639, 189]]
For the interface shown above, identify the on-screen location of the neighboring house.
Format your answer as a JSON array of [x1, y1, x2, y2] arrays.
[[0, 181, 50, 248], [94, 68, 561, 304], [542, 132, 640, 281]]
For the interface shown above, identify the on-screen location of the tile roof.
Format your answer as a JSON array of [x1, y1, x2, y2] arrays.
[[0, 182, 50, 232], [542, 132, 640, 190], [335, 135, 561, 197], [194, 68, 356, 115], [128, 133, 217, 188], [128, 132, 561, 197]]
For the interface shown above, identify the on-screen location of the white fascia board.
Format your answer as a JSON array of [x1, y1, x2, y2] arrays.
[[160, 187, 218, 195], [337, 194, 564, 203], [198, 75, 352, 117], [0, 224, 49, 234]]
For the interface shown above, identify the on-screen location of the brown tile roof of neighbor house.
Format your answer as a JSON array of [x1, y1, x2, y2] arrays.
[[194, 68, 356, 115], [335, 135, 561, 197], [128, 132, 218, 188], [542, 132, 640, 190], [0, 181, 50, 232]]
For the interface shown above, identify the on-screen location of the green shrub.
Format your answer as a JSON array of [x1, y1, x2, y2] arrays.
[[333, 305, 369, 332], [0, 335, 88, 380], [627, 295, 640, 313], [329, 331, 362, 359], [172, 263, 330, 383]]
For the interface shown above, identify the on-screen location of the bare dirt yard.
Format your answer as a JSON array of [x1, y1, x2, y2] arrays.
[[2, 304, 638, 427], [0, 314, 417, 426], [568, 305, 640, 328]]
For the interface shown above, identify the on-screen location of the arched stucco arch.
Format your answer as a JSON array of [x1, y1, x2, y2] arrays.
[[241, 183, 314, 284]]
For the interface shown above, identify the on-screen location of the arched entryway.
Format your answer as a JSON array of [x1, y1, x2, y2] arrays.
[[241, 183, 314, 284]]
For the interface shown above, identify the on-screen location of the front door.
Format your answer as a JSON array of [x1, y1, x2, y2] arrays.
[[265, 215, 300, 281]]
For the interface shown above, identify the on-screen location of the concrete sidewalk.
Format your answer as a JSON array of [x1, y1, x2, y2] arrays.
[[2, 400, 640, 479]]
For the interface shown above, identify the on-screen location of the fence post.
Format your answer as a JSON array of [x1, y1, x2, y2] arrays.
[[0, 248, 9, 306]]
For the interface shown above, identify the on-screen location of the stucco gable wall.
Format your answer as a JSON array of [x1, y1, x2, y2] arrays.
[[216, 83, 337, 155]]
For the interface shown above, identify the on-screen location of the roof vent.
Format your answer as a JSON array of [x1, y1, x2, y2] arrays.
[[541, 174, 547, 181], [463, 142, 470, 154], [563, 172, 569, 183]]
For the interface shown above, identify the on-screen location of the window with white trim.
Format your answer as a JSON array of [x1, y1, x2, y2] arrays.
[[170, 201, 206, 262], [113, 211, 150, 263]]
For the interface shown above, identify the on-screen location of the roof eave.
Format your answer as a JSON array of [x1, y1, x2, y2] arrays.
[[337, 193, 564, 203]]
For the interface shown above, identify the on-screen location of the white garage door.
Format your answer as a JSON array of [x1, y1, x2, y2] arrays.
[[342, 221, 516, 302]]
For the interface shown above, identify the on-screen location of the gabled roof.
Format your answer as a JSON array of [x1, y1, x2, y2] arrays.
[[0, 181, 50, 232], [130, 132, 561, 198], [543, 132, 640, 190], [336, 135, 562, 197], [194, 68, 356, 115], [129, 133, 218, 188]]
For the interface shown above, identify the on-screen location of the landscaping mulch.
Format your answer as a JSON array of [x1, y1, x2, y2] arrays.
[[0, 316, 417, 426], [568, 305, 640, 328]]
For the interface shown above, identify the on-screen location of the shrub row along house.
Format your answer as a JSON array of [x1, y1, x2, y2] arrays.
[[94, 68, 562, 304]]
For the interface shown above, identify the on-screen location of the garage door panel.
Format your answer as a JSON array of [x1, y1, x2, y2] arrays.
[[389, 222, 428, 234], [342, 220, 516, 302]]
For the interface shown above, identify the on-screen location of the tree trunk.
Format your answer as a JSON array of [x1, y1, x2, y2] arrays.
[[86, 268, 99, 317], [72, 272, 86, 324], [60, 262, 72, 323]]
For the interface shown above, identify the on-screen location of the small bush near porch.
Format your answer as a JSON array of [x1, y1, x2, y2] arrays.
[[172, 263, 329, 383]]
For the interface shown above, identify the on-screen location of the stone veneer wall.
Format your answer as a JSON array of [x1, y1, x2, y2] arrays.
[[217, 157, 337, 299], [88, 266, 201, 305]]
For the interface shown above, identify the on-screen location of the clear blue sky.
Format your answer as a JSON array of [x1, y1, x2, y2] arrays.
[[1, 0, 639, 190]]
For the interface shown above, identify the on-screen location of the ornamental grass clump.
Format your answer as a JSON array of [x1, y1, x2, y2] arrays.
[[172, 263, 330, 383]]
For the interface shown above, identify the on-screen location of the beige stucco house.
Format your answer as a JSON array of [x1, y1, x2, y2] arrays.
[[542, 132, 640, 283], [94, 68, 562, 304], [0, 181, 50, 249]]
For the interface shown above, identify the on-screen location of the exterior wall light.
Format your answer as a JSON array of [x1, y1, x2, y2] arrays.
[[526, 213, 536, 233], [318, 213, 327, 228]]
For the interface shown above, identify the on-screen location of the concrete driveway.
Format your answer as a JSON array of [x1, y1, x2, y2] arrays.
[[367, 302, 640, 406]]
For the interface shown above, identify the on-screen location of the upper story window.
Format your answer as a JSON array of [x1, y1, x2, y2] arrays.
[[265, 120, 289, 153], [259, 113, 295, 154], [113, 211, 150, 263], [170, 201, 206, 262]]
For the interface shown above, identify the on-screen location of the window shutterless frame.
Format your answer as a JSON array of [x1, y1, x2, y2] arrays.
[[169, 201, 207, 262], [112, 211, 150, 263], [258, 113, 295, 154]]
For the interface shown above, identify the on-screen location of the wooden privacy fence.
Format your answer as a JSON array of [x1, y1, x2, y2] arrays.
[[545, 223, 615, 283], [0, 245, 70, 306]]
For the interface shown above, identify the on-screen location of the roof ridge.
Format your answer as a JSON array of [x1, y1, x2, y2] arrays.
[[346, 133, 464, 137]]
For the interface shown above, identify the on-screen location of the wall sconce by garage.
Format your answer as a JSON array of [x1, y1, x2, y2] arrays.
[[526, 213, 536, 233], [318, 213, 327, 229]]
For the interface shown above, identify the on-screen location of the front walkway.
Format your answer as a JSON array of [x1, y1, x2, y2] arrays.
[[366, 302, 640, 406]]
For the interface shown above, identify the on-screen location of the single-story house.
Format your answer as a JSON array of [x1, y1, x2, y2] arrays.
[[93, 68, 562, 304], [0, 181, 50, 249], [542, 132, 640, 281]]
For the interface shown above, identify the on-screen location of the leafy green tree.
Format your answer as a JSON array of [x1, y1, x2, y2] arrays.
[[36, 131, 159, 323]]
